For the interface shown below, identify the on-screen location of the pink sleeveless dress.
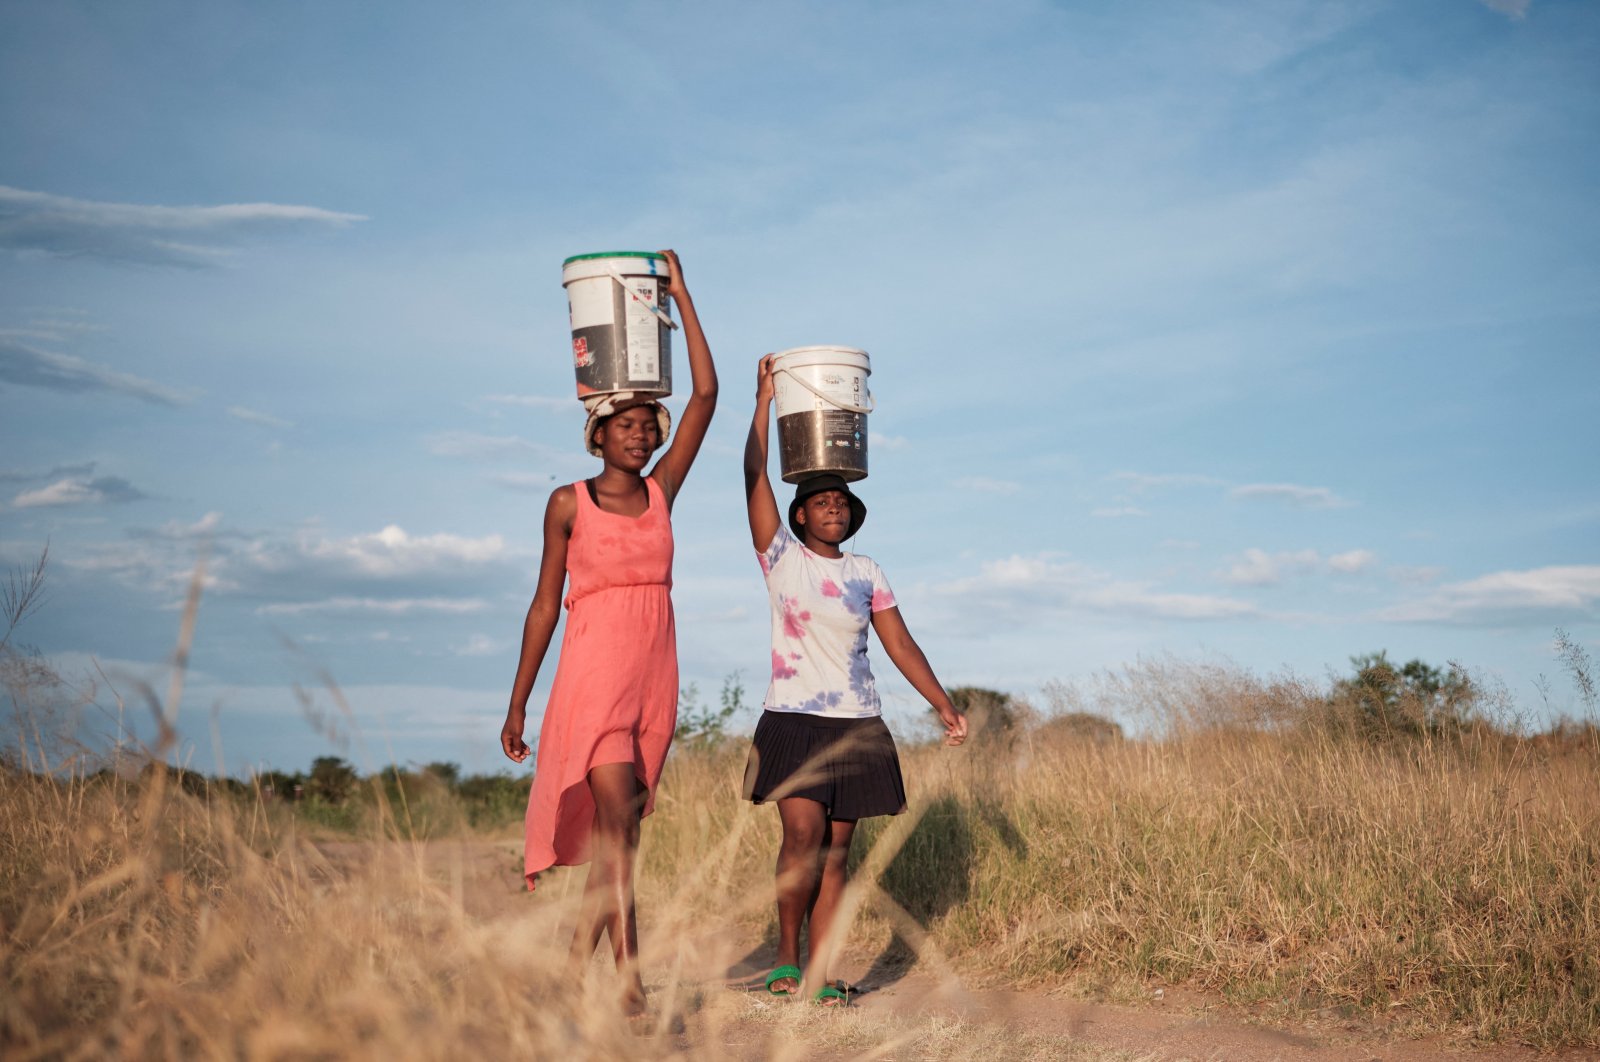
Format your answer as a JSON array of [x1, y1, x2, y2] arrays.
[[523, 476, 678, 889]]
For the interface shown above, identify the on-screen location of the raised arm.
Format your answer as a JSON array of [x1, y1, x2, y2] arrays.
[[500, 485, 576, 763], [649, 249, 718, 508], [871, 606, 968, 746], [744, 354, 781, 552]]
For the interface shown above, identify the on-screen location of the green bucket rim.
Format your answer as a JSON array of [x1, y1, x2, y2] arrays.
[[562, 250, 667, 265]]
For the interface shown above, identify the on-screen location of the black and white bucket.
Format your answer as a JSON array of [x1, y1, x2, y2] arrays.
[[772, 346, 873, 484], [561, 251, 677, 400]]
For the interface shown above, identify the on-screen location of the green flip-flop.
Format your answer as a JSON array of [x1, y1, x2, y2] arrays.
[[764, 964, 801, 997], [812, 983, 848, 1007]]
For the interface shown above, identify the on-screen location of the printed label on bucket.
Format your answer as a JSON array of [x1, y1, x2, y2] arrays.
[[623, 278, 662, 381]]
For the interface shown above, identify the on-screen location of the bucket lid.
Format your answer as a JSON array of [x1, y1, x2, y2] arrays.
[[562, 250, 667, 265]]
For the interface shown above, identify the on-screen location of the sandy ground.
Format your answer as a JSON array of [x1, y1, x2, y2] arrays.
[[315, 837, 1599, 1062]]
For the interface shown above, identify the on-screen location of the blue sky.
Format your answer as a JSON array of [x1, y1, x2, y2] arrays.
[[2, 0, 1596, 778]]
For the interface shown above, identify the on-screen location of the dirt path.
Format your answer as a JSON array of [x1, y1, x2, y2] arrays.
[[844, 971, 1598, 1062], [318, 837, 1599, 1062]]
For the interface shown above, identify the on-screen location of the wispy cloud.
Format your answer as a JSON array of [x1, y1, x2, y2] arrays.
[[0, 337, 191, 405], [12, 475, 146, 509], [953, 476, 1021, 495], [1108, 471, 1224, 494], [0, 185, 366, 268], [1228, 483, 1354, 509], [1328, 549, 1376, 574], [257, 596, 489, 617], [425, 431, 541, 459], [228, 406, 294, 429], [937, 552, 1259, 623], [1380, 565, 1600, 624], [483, 393, 572, 411], [1479, 0, 1531, 20], [1091, 506, 1148, 518], [0, 461, 97, 485], [491, 471, 560, 491], [1221, 547, 1376, 586], [1222, 548, 1321, 586], [870, 432, 910, 451]]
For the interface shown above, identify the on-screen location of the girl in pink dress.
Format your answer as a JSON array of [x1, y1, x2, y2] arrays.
[[500, 249, 716, 1017]]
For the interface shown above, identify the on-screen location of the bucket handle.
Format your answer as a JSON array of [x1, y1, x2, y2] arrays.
[[604, 265, 680, 331], [773, 365, 876, 414]]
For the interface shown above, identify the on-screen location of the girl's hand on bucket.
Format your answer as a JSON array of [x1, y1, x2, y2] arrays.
[[755, 353, 776, 404], [659, 248, 686, 301]]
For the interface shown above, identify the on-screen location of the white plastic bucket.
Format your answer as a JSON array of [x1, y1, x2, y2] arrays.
[[561, 251, 677, 399], [771, 346, 873, 483]]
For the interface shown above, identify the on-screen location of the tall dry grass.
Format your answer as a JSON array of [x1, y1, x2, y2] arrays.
[[5, 644, 1598, 1054]]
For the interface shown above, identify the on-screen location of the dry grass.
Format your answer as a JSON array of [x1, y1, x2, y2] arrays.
[[4, 654, 1597, 1056]]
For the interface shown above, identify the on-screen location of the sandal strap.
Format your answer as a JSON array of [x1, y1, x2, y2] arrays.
[[765, 964, 802, 993]]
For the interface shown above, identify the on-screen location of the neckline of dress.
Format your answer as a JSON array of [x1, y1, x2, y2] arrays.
[[583, 477, 655, 521]]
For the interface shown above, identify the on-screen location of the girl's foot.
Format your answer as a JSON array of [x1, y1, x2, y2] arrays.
[[811, 983, 848, 1007], [764, 964, 802, 996]]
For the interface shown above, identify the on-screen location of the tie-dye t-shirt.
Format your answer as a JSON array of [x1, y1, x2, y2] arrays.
[[758, 525, 898, 718]]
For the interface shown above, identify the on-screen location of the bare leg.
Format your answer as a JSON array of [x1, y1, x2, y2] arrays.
[[773, 797, 826, 994], [805, 817, 857, 991], [569, 762, 647, 1015]]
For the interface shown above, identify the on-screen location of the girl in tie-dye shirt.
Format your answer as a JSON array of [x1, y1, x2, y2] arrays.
[[740, 354, 967, 1006]]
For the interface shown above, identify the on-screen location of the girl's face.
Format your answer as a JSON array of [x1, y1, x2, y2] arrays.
[[796, 490, 851, 544], [594, 406, 661, 471]]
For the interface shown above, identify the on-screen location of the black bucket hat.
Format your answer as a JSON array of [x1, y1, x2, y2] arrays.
[[788, 473, 867, 541]]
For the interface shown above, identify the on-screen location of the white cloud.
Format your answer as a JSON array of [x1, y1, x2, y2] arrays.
[[1479, 0, 1531, 19], [0, 185, 365, 268], [1328, 549, 1376, 574], [0, 337, 191, 405], [63, 517, 525, 614], [271, 525, 508, 580], [12, 475, 146, 509], [1380, 565, 1600, 624], [1228, 483, 1354, 509], [1221, 548, 1321, 586], [453, 633, 504, 657], [938, 552, 1258, 622], [228, 406, 295, 429], [870, 432, 909, 451], [0, 461, 96, 484], [257, 596, 489, 617], [1387, 565, 1445, 586], [1108, 471, 1223, 494], [1221, 547, 1375, 585]]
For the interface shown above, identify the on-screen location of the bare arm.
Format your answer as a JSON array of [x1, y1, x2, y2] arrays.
[[744, 354, 781, 552], [500, 485, 576, 763], [649, 248, 718, 508], [871, 606, 968, 746]]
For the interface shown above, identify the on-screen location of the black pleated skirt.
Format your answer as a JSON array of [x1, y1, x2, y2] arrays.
[[742, 710, 907, 820]]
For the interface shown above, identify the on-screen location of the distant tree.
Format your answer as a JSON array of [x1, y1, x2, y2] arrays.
[[307, 756, 358, 803], [422, 761, 461, 788], [943, 686, 1035, 747], [1329, 651, 1476, 740], [674, 672, 746, 748]]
